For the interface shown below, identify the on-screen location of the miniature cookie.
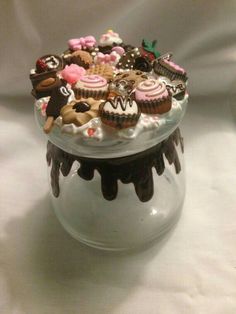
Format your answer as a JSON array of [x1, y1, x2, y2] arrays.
[[114, 70, 148, 88], [135, 78, 172, 114], [70, 50, 93, 69], [153, 54, 187, 82], [99, 95, 141, 129], [60, 98, 101, 126], [86, 64, 114, 81], [73, 74, 109, 99]]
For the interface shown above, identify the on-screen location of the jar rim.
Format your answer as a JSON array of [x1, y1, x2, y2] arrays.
[[35, 95, 188, 158]]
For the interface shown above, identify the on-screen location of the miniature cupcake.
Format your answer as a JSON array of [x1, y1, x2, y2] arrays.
[[99, 95, 140, 129], [135, 78, 172, 114], [60, 98, 101, 126], [153, 54, 187, 82], [98, 30, 123, 54], [73, 74, 109, 99]]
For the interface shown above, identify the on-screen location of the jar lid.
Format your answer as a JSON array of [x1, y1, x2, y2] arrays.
[[31, 32, 188, 158]]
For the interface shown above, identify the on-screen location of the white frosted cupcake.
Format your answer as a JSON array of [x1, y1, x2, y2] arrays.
[[99, 95, 141, 129]]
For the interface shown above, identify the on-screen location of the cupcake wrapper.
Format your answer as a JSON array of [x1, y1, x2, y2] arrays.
[[154, 63, 188, 82], [74, 88, 108, 100], [100, 110, 140, 129], [136, 96, 172, 114]]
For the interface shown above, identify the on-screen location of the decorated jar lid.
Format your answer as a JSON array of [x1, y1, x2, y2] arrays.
[[31, 31, 188, 158]]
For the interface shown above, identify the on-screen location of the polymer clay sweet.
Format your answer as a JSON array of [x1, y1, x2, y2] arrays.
[[153, 53, 188, 82], [30, 30, 188, 137], [135, 78, 172, 114], [73, 74, 109, 99], [99, 95, 141, 129], [60, 98, 100, 126]]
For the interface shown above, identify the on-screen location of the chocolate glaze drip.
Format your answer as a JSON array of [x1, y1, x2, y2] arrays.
[[46, 128, 184, 202]]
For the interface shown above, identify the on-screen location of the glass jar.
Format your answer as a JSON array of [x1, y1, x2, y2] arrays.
[[35, 96, 187, 251]]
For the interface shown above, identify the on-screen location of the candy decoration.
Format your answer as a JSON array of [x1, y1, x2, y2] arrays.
[[68, 36, 96, 51], [140, 39, 161, 60]]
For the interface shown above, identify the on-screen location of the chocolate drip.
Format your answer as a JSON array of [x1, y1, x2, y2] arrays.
[[46, 128, 184, 202]]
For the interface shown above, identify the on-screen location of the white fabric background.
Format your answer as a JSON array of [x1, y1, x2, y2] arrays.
[[1, 1, 236, 313]]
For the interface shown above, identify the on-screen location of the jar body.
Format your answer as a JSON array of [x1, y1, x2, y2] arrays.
[[47, 128, 185, 251]]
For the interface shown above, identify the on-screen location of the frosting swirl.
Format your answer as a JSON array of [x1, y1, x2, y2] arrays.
[[135, 79, 168, 100], [79, 75, 107, 89]]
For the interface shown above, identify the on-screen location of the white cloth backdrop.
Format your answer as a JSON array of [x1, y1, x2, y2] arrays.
[[0, 1, 236, 313]]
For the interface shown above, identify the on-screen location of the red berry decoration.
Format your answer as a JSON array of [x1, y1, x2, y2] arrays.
[[87, 128, 95, 137], [36, 58, 48, 73]]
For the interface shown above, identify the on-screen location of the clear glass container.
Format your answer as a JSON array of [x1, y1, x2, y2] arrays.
[[35, 96, 187, 251]]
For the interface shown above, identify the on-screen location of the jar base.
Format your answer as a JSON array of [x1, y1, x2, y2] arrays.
[[51, 167, 185, 251], [54, 203, 183, 251]]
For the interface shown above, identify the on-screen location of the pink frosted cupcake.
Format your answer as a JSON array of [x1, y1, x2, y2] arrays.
[[135, 78, 172, 114], [73, 74, 109, 99]]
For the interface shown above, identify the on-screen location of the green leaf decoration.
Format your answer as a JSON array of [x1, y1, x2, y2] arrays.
[[142, 39, 161, 58]]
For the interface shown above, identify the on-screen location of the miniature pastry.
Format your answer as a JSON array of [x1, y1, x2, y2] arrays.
[[153, 53, 188, 82], [86, 64, 114, 81], [116, 48, 141, 70], [60, 98, 101, 126], [31, 72, 61, 99], [99, 95, 140, 129], [35, 54, 64, 73], [73, 74, 109, 99], [135, 78, 172, 114]]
